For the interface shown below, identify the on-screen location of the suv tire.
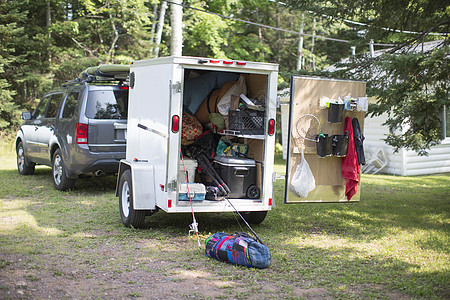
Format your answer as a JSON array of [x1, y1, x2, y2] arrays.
[[119, 170, 146, 228], [16, 141, 35, 175], [52, 148, 76, 191]]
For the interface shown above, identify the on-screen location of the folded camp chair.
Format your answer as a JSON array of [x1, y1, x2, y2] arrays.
[[362, 147, 388, 174]]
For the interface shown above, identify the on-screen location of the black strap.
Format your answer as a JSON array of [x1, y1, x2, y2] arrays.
[[206, 93, 213, 114], [206, 90, 220, 114]]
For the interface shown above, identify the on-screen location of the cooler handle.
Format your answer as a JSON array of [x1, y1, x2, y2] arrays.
[[233, 167, 249, 177]]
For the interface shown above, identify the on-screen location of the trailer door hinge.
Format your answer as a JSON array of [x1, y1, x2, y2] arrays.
[[167, 180, 177, 192], [171, 82, 181, 93]]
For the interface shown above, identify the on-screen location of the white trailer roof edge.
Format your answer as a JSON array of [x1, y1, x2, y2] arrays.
[[131, 56, 279, 72]]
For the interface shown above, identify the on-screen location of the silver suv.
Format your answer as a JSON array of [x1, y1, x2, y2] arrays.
[[16, 65, 129, 190]]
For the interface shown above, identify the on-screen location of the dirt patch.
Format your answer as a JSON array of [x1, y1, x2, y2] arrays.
[[0, 234, 338, 299]]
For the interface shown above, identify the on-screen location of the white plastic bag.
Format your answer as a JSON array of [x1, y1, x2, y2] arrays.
[[217, 74, 247, 116], [290, 149, 316, 198]]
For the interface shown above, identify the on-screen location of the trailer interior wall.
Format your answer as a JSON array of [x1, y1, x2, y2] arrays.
[[182, 69, 268, 203]]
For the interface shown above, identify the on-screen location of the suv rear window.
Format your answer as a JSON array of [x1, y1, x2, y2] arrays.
[[86, 90, 128, 119]]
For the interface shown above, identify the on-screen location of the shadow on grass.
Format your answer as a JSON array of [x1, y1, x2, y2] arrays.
[[264, 178, 450, 248], [269, 245, 448, 298], [0, 167, 117, 197], [2, 167, 448, 248]]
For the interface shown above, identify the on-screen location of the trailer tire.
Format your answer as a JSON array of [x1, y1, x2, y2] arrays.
[[240, 211, 268, 225], [119, 170, 146, 228]]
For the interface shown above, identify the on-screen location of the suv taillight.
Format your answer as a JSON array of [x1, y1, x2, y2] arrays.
[[76, 123, 88, 144]]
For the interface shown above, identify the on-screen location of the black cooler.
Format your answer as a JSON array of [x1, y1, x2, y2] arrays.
[[213, 156, 260, 199]]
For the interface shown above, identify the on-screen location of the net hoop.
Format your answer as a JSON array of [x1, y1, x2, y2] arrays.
[[295, 114, 321, 142]]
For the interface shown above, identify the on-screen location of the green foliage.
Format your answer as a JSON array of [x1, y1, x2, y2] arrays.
[[183, 1, 230, 58], [0, 1, 27, 131], [373, 45, 450, 155], [1, 0, 448, 157], [337, 42, 450, 155], [288, 0, 449, 154]]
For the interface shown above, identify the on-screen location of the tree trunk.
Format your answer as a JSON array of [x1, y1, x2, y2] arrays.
[[150, 3, 158, 42], [296, 13, 304, 71], [311, 18, 316, 71], [46, 0, 52, 65], [170, 0, 183, 57], [108, 18, 119, 61], [149, 3, 158, 56], [154, 1, 167, 57]]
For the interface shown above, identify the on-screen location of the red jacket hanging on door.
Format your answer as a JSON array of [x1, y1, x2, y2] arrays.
[[341, 117, 360, 200]]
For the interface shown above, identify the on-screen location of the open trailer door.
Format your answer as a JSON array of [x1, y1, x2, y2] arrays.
[[285, 76, 366, 203], [125, 59, 183, 211]]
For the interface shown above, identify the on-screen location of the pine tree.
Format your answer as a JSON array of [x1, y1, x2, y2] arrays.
[[0, 0, 26, 131], [287, 0, 450, 154]]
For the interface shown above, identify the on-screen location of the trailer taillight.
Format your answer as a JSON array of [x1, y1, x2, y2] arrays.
[[76, 123, 88, 144], [236, 61, 246, 66], [269, 198, 273, 206], [268, 119, 275, 136], [168, 199, 172, 208], [210, 59, 220, 63], [223, 60, 233, 65], [172, 115, 180, 133], [119, 86, 129, 90]]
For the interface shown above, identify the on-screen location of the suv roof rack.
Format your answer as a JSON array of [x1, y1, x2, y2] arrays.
[[63, 64, 130, 87]]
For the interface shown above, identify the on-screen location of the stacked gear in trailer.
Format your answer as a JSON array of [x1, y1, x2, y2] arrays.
[[116, 56, 278, 230]]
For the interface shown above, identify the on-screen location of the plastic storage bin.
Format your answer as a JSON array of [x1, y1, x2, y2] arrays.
[[214, 156, 259, 199], [228, 109, 264, 135], [179, 183, 206, 201], [316, 134, 332, 158], [178, 158, 198, 183], [328, 103, 344, 123]]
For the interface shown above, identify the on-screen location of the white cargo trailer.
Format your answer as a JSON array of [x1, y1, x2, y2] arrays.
[[116, 56, 278, 228]]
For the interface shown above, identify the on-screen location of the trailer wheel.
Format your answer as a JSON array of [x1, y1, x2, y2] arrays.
[[119, 170, 146, 228], [240, 211, 268, 225]]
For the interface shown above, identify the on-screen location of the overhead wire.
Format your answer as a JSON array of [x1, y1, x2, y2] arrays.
[[164, 0, 447, 48], [163, 0, 352, 44], [269, 0, 448, 37]]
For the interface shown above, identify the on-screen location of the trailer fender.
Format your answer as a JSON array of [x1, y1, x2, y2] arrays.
[[116, 160, 157, 210]]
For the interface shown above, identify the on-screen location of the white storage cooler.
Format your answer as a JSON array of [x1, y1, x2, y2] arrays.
[[179, 183, 206, 201]]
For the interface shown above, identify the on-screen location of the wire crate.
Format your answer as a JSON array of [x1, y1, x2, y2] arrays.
[[228, 109, 265, 135]]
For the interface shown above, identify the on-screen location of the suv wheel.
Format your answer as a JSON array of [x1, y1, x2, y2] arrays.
[[52, 149, 75, 191], [119, 170, 146, 228], [16, 141, 35, 175]]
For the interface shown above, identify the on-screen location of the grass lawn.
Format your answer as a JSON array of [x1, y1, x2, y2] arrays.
[[0, 139, 449, 299]]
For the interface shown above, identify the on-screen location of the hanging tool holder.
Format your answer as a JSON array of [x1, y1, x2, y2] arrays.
[[286, 76, 366, 203]]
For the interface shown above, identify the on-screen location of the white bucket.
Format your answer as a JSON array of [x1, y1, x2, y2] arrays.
[[178, 158, 198, 183]]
